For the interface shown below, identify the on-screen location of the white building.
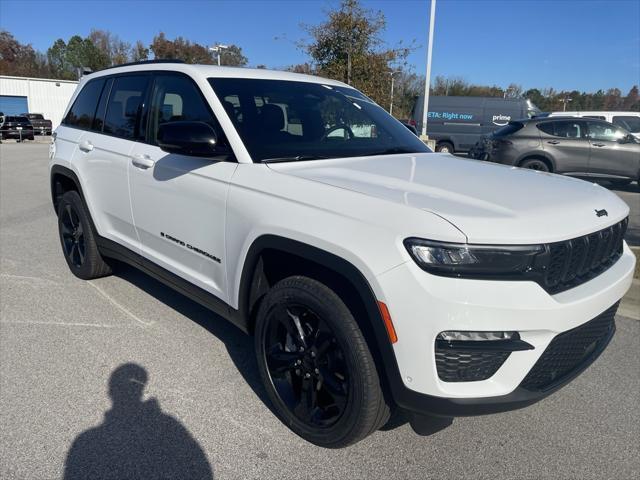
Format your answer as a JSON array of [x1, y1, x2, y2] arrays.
[[0, 76, 78, 129]]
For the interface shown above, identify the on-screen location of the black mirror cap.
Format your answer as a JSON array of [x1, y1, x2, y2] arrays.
[[157, 121, 220, 157]]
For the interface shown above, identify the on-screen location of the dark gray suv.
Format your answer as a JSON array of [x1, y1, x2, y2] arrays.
[[472, 117, 640, 186]]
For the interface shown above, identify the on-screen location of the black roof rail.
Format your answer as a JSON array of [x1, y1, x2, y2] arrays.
[[92, 59, 186, 74]]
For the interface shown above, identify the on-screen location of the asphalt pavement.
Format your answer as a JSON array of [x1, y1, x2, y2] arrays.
[[1, 142, 639, 480]]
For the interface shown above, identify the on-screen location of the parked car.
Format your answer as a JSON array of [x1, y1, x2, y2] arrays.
[[549, 111, 640, 139], [408, 95, 541, 153], [0, 115, 35, 141], [471, 117, 640, 186], [50, 60, 634, 447], [21, 113, 53, 135]]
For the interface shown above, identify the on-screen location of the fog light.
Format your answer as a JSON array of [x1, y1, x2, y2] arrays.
[[437, 331, 520, 342]]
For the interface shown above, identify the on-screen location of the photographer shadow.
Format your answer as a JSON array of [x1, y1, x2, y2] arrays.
[[63, 363, 213, 480]]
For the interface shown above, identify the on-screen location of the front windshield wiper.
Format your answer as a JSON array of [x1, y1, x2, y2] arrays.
[[365, 147, 421, 156], [262, 155, 331, 164]]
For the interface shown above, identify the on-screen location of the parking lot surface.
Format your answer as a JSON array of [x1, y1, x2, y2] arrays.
[[1, 142, 639, 479]]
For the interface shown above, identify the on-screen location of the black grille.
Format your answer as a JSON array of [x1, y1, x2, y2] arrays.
[[542, 218, 628, 294], [435, 349, 510, 382], [520, 303, 617, 391]]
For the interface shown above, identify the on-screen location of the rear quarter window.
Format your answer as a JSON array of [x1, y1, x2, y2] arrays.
[[63, 79, 106, 130], [492, 122, 524, 136]]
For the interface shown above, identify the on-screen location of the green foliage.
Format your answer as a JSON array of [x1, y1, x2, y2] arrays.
[[302, 0, 414, 108], [150, 33, 247, 66]]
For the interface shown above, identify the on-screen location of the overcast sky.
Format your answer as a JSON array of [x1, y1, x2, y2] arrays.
[[1, 0, 639, 92]]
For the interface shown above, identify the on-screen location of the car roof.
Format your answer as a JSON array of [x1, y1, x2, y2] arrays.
[[83, 62, 350, 88]]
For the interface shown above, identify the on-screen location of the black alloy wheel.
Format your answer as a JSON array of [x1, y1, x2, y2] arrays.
[[255, 276, 389, 448], [60, 203, 86, 268], [263, 302, 348, 428], [57, 190, 112, 280]]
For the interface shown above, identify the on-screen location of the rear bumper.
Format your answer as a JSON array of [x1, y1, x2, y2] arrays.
[[1, 129, 34, 138]]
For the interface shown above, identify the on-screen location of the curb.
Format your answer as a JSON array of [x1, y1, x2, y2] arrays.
[[632, 246, 640, 279]]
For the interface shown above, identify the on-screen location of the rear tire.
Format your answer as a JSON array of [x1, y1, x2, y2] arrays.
[[57, 191, 112, 280], [254, 276, 389, 448], [436, 142, 454, 154], [520, 158, 550, 172]]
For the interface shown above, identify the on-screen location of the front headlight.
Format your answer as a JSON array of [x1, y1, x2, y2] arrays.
[[404, 238, 544, 278]]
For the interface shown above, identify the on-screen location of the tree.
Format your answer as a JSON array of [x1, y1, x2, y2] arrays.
[[218, 44, 248, 66], [0, 30, 50, 77], [302, 0, 413, 109], [623, 86, 639, 111], [131, 41, 149, 62], [150, 32, 215, 64]]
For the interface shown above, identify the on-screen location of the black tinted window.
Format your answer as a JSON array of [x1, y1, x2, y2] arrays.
[[208, 78, 429, 162], [492, 122, 523, 137], [612, 116, 640, 133], [92, 78, 113, 132], [537, 121, 585, 138], [104, 75, 150, 140], [64, 79, 105, 129], [148, 74, 225, 145]]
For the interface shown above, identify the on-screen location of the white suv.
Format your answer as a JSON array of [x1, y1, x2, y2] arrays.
[[50, 60, 635, 447]]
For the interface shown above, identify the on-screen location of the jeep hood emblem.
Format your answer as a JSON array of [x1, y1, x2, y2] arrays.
[[595, 209, 608, 217]]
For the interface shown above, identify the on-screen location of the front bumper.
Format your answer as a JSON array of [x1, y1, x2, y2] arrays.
[[375, 243, 635, 416]]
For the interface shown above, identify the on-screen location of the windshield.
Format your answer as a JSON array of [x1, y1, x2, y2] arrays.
[[5, 116, 29, 123], [208, 78, 430, 162]]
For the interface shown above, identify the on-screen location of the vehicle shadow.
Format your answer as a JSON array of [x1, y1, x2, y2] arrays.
[[63, 362, 214, 480], [109, 262, 413, 433], [110, 262, 274, 412]]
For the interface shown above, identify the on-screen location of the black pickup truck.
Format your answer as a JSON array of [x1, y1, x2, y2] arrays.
[[22, 113, 52, 135], [0, 115, 35, 141]]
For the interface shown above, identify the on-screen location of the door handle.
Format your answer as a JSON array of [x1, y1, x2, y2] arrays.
[[131, 153, 155, 169], [546, 140, 560, 145], [78, 140, 93, 152], [592, 143, 605, 147]]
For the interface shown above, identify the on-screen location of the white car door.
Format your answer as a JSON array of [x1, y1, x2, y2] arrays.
[[128, 72, 236, 302], [69, 75, 151, 253]]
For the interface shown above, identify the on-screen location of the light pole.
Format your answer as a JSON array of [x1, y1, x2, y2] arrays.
[[389, 70, 401, 116], [209, 44, 229, 66], [560, 96, 572, 111], [420, 0, 436, 141]]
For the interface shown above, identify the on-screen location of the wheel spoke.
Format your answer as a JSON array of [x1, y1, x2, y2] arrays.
[[319, 366, 347, 397], [65, 205, 76, 228], [267, 348, 299, 376], [69, 243, 79, 265]]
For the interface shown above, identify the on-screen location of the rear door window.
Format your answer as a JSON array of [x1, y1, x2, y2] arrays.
[[537, 120, 585, 138], [612, 115, 640, 133], [103, 75, 150, 141], [63, 79, 106, 130]]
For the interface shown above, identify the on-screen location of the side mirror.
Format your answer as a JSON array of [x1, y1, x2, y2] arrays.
[[157, 121, 220, 157], [617, 134, 633, 144]]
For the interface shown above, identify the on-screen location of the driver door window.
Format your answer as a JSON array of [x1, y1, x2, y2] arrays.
[[587, 122, 626, 142]]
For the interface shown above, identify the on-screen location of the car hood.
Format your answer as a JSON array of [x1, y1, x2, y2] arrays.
[[267, 153, 630, 244]]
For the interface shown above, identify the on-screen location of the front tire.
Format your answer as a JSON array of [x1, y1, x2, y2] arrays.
[[57, 191, 112, 280], [436, 141, 454, 153], [254, 276, 389, 448]]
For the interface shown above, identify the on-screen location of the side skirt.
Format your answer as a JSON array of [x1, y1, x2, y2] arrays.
[[96, 236, 248, 333]]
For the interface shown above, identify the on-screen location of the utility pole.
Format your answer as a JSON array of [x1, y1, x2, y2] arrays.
[[420, 0, 436, 143], [389, 70, 400, 115], [560, 96, 572, 111], [209, 44, 229, 66]]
